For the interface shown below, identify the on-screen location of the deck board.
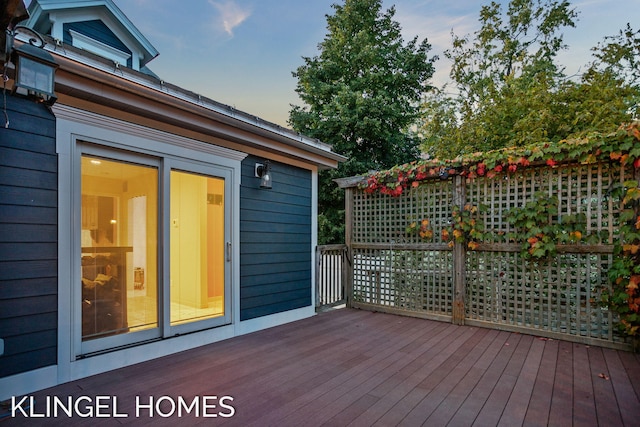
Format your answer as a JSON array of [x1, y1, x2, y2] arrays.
[[3, 308, 639, 426], [548, 340, 574, 426], [590, 346, 624, 426], [523, 338, 557, 427], [573, 343, 597, 426]]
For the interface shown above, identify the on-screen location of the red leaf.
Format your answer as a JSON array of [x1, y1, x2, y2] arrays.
[[546, 159, 557, 167], [518, 157, 531, 167]]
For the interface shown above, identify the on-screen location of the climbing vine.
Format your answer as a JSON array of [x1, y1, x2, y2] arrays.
[[360, 122, 640, 198], [406, 218, 434, 241], [360, 122, 640, 338], [604, 180, 640, 337], [441, 204, 486, 250], [505, 192, 598, 260]]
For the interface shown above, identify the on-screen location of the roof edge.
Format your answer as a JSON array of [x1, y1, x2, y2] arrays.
[[37, 39, 345, 168]]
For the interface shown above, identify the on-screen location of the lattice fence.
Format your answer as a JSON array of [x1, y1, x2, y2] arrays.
[[342, 161, 636, 349]]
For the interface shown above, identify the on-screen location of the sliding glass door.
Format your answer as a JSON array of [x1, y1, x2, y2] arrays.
[[78, 145, 231, 355], [167, 166, 231, 334]]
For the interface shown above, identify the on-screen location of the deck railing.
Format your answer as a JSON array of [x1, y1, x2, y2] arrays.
[[315, 244, 347, 309]]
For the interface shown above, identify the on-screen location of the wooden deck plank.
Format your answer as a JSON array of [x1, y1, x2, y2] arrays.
[[324, 393, 380, 426], [294, 321, 465, 426], [419, 329, 504, 426], [572, 342, 597, 426], [548, 340, 574, 426], [589, 346, 624, 426], [238, 312, 429, 426], [346, 322, 463, 426], [497, 337, 545, 426], [397, 328, 494, 426], [603, 348, 640, 427], [618, 350, 640, 401], [2, 308, 638, 427], [446, 332, 522, 426], [523, 338, 558, 427], [369, 327, 481, 426], [472, 334, 533, 426]]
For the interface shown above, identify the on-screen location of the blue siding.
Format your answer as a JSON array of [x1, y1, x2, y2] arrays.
[[239, 157, 312, 320], [64, 20, 133, 67], [0, 96, 58, 378]]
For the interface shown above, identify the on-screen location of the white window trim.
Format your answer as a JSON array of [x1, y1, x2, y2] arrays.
[[68, 29, 131, 68], [54, 104, 246, 383]]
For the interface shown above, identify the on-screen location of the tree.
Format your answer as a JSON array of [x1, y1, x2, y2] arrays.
[[421, 0, 639, 158], [585, 23, 640, 119], [289, 0, 436, 244]]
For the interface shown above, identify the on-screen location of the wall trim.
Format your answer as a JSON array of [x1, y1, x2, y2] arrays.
[[53, 104, 248, 162]]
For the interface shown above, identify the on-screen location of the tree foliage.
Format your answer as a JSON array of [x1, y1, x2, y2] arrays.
[[289, 0, 436, 244], [421, 0, 640, 158]]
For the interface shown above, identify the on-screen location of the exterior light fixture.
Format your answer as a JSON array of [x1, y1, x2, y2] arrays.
[[255, 161, 272, 189], [6, 25, 58, 106], [12, 41, 58, 105]]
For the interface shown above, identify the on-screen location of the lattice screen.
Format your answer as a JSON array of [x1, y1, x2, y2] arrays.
[[352, 179, 454, 317], [465, 251, 614, 341], [464, 163, 627, 342], [353, 179, 453, 244], [348, 161, 634, 347], [467, 163, 627, 242]]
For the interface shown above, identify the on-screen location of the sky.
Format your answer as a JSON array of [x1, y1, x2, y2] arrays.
[[55, 0, 640, 127]]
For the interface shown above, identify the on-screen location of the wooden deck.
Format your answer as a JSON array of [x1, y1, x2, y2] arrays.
[[4, 308, 640, 426]]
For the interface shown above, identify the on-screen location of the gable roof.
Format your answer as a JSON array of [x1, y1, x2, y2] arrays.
[[25, 0, 158, 70]]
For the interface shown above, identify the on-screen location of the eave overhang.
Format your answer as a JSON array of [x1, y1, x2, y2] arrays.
[[42, 42, 345, 170]]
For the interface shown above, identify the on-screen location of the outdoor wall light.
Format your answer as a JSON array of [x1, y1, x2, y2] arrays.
[[6, 25, 58, 106], [255, 161, 272, 189], [12, 40, 58, 105]]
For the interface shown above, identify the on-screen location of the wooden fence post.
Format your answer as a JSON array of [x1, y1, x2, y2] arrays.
[[344, 186, 354, 308], [452, 175, 466, 325]]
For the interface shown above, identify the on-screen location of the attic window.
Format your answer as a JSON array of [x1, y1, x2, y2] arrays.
[[69, 29, 132, 69]]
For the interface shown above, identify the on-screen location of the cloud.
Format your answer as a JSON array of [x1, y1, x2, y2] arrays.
[[209, 0, 252, 36]]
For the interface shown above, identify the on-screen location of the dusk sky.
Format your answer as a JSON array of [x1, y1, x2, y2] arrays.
[[38, 0, 638, 127]]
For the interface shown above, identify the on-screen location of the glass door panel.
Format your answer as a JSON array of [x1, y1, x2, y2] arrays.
[[170, 170, 226, 325], [81, 155, 159, 342]]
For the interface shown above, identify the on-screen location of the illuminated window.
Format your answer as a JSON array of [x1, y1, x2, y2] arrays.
[[81, 155, 158, 341], [170, 171, 226, 325]]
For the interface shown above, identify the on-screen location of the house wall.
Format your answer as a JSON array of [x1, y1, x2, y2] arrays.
[[240, 156, 312, 320], [0, 96, 58, 378]]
